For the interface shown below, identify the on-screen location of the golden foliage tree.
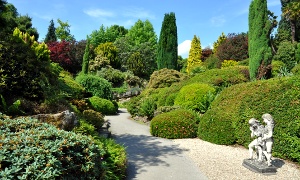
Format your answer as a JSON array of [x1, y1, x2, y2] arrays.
[[213, 32, 226, 54], [187, 35, 202, 74]]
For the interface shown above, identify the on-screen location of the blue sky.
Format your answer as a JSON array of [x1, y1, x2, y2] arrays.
[[7, 0, 282, 58]]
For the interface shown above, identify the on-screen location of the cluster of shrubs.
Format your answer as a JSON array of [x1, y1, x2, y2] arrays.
[[126, 65, 300, 165]]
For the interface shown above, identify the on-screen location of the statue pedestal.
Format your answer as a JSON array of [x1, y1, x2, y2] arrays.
[[242, 159, 277, 175]]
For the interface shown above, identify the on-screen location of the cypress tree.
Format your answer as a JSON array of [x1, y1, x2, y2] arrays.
[[187, 35, 202, 74], [248, 0, 272, 80], [157, 12, 178, 70], [82, 37, 90, 74], [44, 19, 57, 43]]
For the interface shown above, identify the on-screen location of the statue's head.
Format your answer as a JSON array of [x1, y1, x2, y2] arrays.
[[262, 113, 274, 125], [249, 118, 259, 126]]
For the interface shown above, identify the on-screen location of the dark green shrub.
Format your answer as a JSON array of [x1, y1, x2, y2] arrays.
[[203, 55, 220, 69], [0, 117, 104, 179], [174, 83, 216, 113], [126, 95, 142, 116], [83, 109, 105, 130], [150, 109, 200, 139], [147, 68, 188, 88], [139, 98, 157, 119], [198, 76, 300, 164], [75, 73, 112, 100], [273, 41, 296, 71], [88, 96, 116, 115]]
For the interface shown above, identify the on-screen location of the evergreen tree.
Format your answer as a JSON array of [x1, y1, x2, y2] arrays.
[[187, 35, 202, 74], [248, 0, 273, 80], [282, 1, 300, 43], [213, 32, 226, 54], [82, 37, 90, 74], [44, 19, 57, 43], [157, 12, 178, 70]]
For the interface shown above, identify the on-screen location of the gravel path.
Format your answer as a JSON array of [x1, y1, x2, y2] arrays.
[[107, 108, 300, 179]]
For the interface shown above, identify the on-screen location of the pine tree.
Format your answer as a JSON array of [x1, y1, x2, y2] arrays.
[[44, 19, 57, 43], [157, 12, 178, 70], [187, 35, 202, 74], [213, 32, 226, 54], [82, 37, 90, 74], [248, 0, 272, 80]]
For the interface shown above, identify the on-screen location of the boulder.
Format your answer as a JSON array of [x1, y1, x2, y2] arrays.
[[31, 110, 78, 131]]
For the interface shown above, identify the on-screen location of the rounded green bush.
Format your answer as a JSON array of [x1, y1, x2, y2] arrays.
[[291, 63, 300, 75], [174, 83, 216, 113], [88, 96, 116, 115], [147, 68, 188, 88], [75, 73, 112, 100], [150, 109, 200, 139], [82, 109, 105, 130], [0, 117, 103, 179]]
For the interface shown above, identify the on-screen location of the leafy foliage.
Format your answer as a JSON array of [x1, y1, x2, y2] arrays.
[[88, 96, 116, 115], [96, 67, 125, 87], [75, 73, 112, 100], [150, 109, 200, 139], [0, 117, 103, 179], [174, 83, 216, 113], [139, 98, 157, 119], [271, 60, 286, 77], [221, 60, 238, 68], [216, 33, 248, 61], [55, 19, 75, 42]]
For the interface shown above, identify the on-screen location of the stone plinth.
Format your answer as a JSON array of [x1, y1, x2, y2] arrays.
[[242, 159, 277, 175]]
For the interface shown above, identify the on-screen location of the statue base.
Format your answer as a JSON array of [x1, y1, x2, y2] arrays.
[[242, 159, 277, 175]]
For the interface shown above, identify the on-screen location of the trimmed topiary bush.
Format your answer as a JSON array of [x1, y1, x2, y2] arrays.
[[82, 109, 105, 130], [75, 73, 112, 100], [150, 109, 200, 139], [88, 96, 116, 115], [197, 76, 300, 164], [147, 68, 188, 88], [0, 117, 104, 179], [174, 83, 216, 113]]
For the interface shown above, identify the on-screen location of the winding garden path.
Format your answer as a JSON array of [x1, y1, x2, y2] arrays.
[[105, 108, 208, 180]]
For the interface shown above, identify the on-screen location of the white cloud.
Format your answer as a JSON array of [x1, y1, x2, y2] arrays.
[[178, 40, 191, 58], [210, 15, 226, 27], [122, 7, 155, 19], [84, 9, 115, 18]]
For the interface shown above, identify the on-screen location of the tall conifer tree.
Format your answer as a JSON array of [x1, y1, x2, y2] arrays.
[[82, 37, 90, 74], [157, 12, 178, 70], [187, 35, 202, 74], [248, 0, 272, 80], [44, 19, 57, 43]]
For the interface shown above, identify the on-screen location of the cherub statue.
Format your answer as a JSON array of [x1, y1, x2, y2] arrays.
[[248, 118, 265, 161], [261, 113, 275, 166]]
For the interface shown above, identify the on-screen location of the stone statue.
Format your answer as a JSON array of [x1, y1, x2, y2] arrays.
[[261, 113, 275, 166], [248, 118, 265, 162], [243, 113, 276, 174]]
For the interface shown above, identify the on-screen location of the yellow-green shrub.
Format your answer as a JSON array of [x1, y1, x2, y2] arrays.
[[174, 83, 216, 113], [221, 60, 238, 68]]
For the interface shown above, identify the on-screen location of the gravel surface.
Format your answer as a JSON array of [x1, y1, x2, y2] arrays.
[[172, 138, 300, 180]]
